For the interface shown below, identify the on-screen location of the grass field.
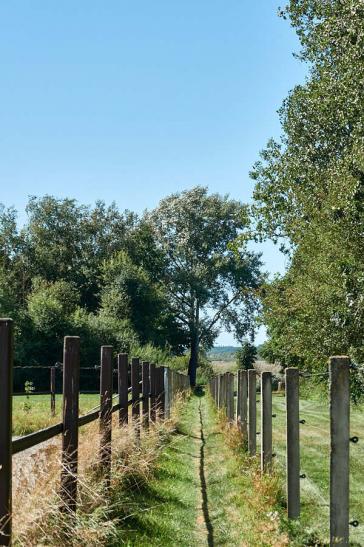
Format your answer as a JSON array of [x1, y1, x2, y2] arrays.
[[254, 392, 364, 545], [13, 393, 100, 436]]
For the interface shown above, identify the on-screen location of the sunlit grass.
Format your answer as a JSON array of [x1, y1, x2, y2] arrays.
[[13, 393, 100, 435], [255, 392, 364, 545]]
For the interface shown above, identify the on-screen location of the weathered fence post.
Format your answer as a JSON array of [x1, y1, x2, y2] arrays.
[[149, 363, 156, 422], [50, 365, 56, 417], [142, 361, 150, 427], [0, 319, 13, 545], [158, 366, 165, 419], [228, 373, 234, 421], [237, 370, 248, 444], [61, 336, 80, 512], [118, 353, 128, 425], [99, 346, 113, 485], [261, 371, 272, 472], [285, 367, 300, 519], [248, 369, 256, 456], [164, 367, 169, 418], [329, 356, 350, 546], [131, 357, 141, 437]]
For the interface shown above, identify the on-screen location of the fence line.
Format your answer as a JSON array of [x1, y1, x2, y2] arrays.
[[208, 356, 355, 546], [0, 321, 189, 546]]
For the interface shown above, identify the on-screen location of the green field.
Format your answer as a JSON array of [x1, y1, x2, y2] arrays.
[[254, 393, 364, 545], [13, 393, 100, 436]]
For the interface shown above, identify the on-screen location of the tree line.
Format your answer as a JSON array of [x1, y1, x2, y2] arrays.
[[0, 188, 261, 385], [252, 0, 364, 393]]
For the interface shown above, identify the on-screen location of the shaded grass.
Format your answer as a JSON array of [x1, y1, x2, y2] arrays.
[[13, 394, 100, 435], [107, 395, 200, 546]]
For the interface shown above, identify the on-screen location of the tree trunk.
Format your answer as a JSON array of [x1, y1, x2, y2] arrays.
[[188, 332, 199, 387], [188, 300, 199, 387]]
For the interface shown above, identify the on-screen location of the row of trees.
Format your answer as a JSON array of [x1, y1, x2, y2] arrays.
[[1, 188, 262, 385], [252, 0, 364, 377]]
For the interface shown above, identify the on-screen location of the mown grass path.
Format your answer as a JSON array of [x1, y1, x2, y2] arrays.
[[117, 390, 286, 546]]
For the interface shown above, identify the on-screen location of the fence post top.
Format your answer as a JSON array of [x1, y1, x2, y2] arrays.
[[285, 367, 299, 375], [328, 356, 350, 366], [64, 335, 80, 341], [0, 317, 13, 324]]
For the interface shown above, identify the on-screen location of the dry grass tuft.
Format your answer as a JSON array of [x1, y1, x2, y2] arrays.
[[13, 396, 186, 546]]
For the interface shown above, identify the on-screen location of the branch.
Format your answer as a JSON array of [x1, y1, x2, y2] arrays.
[[206, 292, 242, 332]]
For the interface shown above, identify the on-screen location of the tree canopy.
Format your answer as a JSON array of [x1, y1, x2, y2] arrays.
[[146, 187, 262, 385], [251, 0, 364, 382]]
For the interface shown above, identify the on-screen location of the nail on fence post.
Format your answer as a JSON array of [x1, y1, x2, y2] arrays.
[[99, 346, 113, 486], [50, 366, 56, 417], [61, 336, 80, 512], [285, 367, 300, 519], [118, 353, 128, 426], [0, 319, 13, 546], [261, 371, 272, 472], [329, 356, 350, 546], [248, 369, 257, 456], [149, 363, 156, 422], [131, 357, 141, 437], [142, 361, 150, 427]]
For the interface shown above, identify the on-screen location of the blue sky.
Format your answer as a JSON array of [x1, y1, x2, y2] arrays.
[[0, 1, 306, 345]]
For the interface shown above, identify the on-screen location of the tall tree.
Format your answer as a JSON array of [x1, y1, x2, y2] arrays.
[[147, 187, 262, 385], [251, 0, 364, 372]]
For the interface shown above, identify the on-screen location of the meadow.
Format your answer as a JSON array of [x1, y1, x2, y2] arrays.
[[13, 393, 100, 436]]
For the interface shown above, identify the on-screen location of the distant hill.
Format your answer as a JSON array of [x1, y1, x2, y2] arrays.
[[208, 346, 239, 362]]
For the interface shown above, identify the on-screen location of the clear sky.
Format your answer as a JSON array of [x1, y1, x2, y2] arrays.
[[0, 1, 306, 345]]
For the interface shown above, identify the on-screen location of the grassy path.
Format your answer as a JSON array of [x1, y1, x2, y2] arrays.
[[116, 390, 287, 546]]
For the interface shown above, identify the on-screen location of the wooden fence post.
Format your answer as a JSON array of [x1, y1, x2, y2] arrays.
[[50, 366, 56, 417], [248, 369, 256, 456], [149, 363, 156, 422], [228, 373, 234, 421], [99, 346, 113, 485], [131, 357, 141, 436], [61, 336, 80, 512], [118, 353, 128, 426], [158, 366, 165, 419], [286, 367, 300, 519], [142, 361, 150, 427], [164, 367, 169, 419], [0, 319, 13, 545], [237, 370, 248, 445], [329, 356, 350, 546], [261, 371, 272, 472]]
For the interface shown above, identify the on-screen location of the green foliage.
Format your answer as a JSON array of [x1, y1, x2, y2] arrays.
[[251, 0, 364, 388], [236, 342, 257, 370], [147, 186, 262, 383]]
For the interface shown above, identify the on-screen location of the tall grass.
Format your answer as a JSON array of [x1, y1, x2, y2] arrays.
[[13, 397, 186, 546]]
